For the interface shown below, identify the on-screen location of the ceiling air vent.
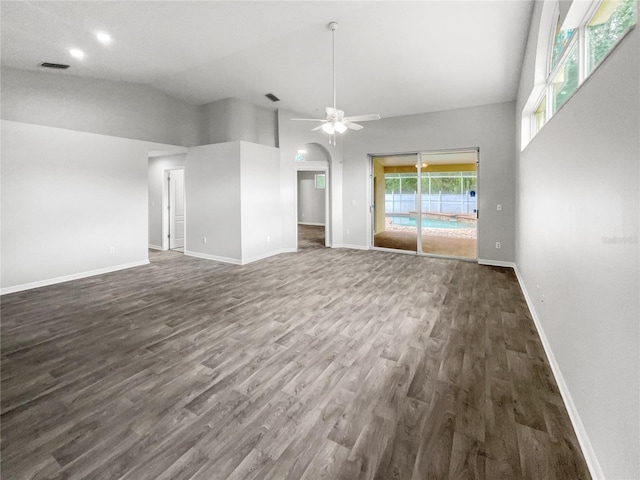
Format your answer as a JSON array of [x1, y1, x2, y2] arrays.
[[39, 62, 70, 70], [265, 93, 280, 102]]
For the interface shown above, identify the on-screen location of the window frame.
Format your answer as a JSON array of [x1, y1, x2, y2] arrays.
[[548, 7, 577, 73], [528, 0, 636, 142], [532, 93, 547, 136], [549, 37, 579, 115]]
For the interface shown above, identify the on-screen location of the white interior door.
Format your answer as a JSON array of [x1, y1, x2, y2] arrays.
[[168, 169, 185, 249]]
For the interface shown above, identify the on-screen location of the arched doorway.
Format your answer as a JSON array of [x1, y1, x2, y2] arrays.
[[295, 143, 331, 249]]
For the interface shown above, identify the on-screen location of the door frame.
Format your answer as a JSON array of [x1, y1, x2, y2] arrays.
[[162, 167, 186, 251], [368, 147, 479, 261], [295, 164, 331, 248]]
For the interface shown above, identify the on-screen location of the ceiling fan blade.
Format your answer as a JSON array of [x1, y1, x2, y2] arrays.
[[345, 122, 364, 131], [311, 124, 325, 131], [291, 118, 326, 122], [343, 114, 381, 122]]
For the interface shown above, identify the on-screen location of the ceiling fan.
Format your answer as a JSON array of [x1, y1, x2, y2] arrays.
[[292, 22, 380, 144]]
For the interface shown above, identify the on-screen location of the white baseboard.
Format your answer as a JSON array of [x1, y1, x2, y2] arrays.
[[184, 250, 241, 265], [298, 222, 325, 226], [0, 260, 150, 295], [478, 259, 516, 268], [148, 244, 163, 251], [240, 249, 291, 265], [185, 248, 299, 266], [513, 265, 604, 480]]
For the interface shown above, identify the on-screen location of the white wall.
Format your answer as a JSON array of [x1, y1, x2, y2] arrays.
[[185, 141, 282, 264], [240, 142, 282, 262], [1, 68, 282, 149], [297, 171, 325, 225], [0, 67, 285, 288], [148, 154, 187, 249], [185, 143, 242, 263], [1, 67, 201, 146], [201, 98, 278, 147], [515, 9, 639, 479], [1, 120, 150, 292], [341, 102, 516, 262], [297, 142, 331, 163]]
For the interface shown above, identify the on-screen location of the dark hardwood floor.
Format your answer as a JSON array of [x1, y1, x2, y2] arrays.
[[1, 228, 589, 479], [297, 224, 325, 250]]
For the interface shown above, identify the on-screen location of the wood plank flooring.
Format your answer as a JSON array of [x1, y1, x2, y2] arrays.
[[1, 227, 590, 479]]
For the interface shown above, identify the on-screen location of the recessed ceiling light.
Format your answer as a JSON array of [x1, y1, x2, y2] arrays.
[[96, 31, 112, 45], [69, 48, 85, 59]]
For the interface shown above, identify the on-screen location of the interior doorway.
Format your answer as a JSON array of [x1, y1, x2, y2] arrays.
[[147, 151, 187, 256], [166, 168, 185, 251], [297, 170, 328, 249], [294, 142, 331, 250], [371, 149, 478, 260]]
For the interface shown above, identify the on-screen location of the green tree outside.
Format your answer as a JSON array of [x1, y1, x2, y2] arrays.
[[587, 0, 636, 71], [386, 173, 476, 195]]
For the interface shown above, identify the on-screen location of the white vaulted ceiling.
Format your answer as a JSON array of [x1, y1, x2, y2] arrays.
[[1, 1, 534, 119]]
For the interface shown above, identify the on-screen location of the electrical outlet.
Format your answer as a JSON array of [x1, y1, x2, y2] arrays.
[[109, 246, 115, 254], [497, 204, 502, 211], [203, 237, 207, 244], [346, 228, 350, 235], [495, 242, 501, 249], [266, 235, 270, 243]]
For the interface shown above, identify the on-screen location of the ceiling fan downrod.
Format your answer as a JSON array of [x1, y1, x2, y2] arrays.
[[289, 21, 380, 143], [329, 22, 338, 113]]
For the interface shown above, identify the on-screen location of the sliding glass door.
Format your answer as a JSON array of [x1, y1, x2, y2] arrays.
[[372, 154, 419, 253], [372, 150, 478, 259]]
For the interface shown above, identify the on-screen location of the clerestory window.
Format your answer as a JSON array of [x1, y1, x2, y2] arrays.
[[526, 0, 636, 143]]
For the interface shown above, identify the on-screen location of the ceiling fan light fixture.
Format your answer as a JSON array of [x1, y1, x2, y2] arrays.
[[334, 121, 347, 134], [322, 122, 335, 134]]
